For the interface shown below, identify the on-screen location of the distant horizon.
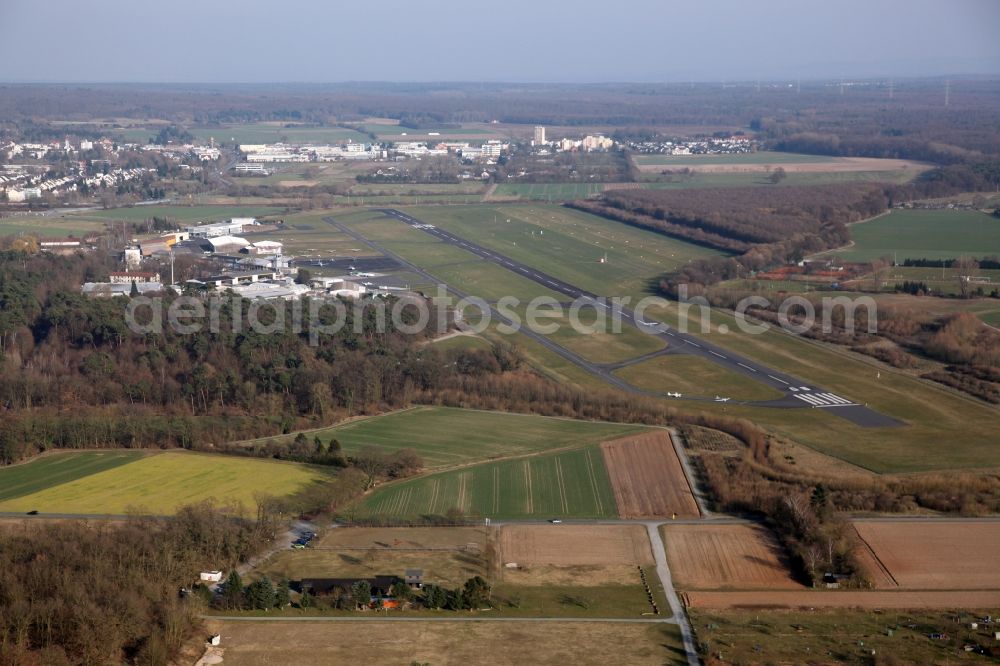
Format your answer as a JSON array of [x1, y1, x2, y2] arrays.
[[1, 0, 997, 83], [1, 73, 998, 87]]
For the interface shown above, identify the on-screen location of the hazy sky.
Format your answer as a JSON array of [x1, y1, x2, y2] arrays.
[[1, 0, 998, 82]]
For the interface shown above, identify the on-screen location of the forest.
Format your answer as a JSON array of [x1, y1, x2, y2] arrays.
[[0, 502, 278, 665]]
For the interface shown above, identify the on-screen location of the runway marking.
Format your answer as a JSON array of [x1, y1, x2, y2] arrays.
[[737, 362, 756, 372], [795, 392, 857, 407], [768, 375, 789, 385], [709, 351, 726, 359], [688, 341, 701, 348]]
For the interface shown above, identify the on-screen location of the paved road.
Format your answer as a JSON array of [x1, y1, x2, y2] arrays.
[[646, 523, 700, 666], [373, 208, 901, 428]]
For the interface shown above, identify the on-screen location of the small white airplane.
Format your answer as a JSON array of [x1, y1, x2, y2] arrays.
[[714, 396, 731, 402], [667, 391, 682, 398], [354, 272, 376, 278]]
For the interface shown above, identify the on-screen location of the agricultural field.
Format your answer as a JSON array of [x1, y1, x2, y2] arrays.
[[601, 432, 700, 518], [612, 353, 786, 402], [685, 589, 1000, 610], [835, 208, 1000, 262], [255, 406, 649, 469], [0, 451, 327, 515], [689, 609, 1000, 664], [205, 620, 688, 666], [639, 168, 921, 188], [852, 520, 1000, 590], [0, 451, 145, 502], [500, 524, 653, 567], [633, 151, 926, 174], [661, 523, 803, 590], [398, 203, 725, 302], [352, 445, 618, 520], [257, 526, 489, 589]]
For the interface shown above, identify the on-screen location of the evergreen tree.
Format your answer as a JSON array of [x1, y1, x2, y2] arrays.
[[275, 578, 292, 608], [246, 576, 276, 610], [462, 575, 491, 609], [222, 571, 244, 610], [350, 580, 372, 609]]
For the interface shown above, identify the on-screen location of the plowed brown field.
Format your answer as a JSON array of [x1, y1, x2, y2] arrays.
[[601, 432, 699, 519], [685, 590, 1000, 610], [852, 520, 1000, 590], [499, 524, 653, 566], [663, 523, 803, 590]]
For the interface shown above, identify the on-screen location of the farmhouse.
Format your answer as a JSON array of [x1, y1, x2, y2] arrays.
[[296, 576, 398, 598], [405, 569, 424, 589]]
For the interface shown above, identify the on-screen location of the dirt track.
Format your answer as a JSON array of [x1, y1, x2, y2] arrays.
[[663, 524, 803, 590], [601, 432, 699, 519], [853, 521, 1000, 590], [685, 590, 1000, 610], [499, 524, 653, 566]]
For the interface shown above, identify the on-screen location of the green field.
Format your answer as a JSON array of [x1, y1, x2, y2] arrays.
[[0, 451, 145, 502], [398, 204, 724, 302], [69, 204, 288, 223], [353, 445, 618, 519], [494, 183, 608, 200], [253, 406, 649, 469], [0, 216, 108, 238], [0, 451, 328, 515], [613, 354, 785, 402], [836, 209, 1000, 262]]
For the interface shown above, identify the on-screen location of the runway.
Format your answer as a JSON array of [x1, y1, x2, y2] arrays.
[[363, 209, 901, 428]]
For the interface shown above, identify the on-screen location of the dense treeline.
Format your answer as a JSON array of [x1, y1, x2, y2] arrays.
[[0, 250, 451, 464], [0, 502, 277, 664], [3, 80, 1000, 158], [570, 183, 884, 298]]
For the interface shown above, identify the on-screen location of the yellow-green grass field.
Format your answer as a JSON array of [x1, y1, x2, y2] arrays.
[[245, 406, 649, 469], [352, 444, 618, 519], [613, 354, 785, 401], [0, 451, 144, 502], [0, 451, 328, 515]]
